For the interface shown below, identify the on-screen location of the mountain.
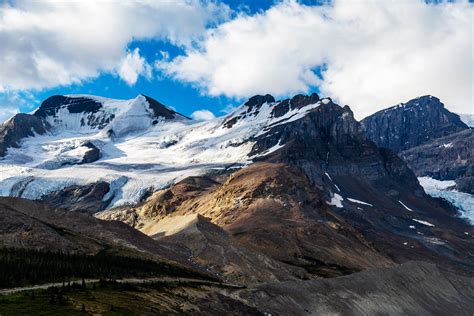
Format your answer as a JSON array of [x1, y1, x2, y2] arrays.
[[361, 95, 468, 152], [361, 95, 473, 200], [1, 92, 473, 314], [0, 93, 334, 209], [93, 94, 473, 281], [0, 94, 197, 208]]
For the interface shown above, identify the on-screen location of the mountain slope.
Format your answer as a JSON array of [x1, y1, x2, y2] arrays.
[[0, 114, 50, 157], [231, 261, 474, 315], [0, 197, 205, 270]]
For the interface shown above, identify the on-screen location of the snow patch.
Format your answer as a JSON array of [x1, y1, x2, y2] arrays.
[[412, 219, 435, 227], [327, 193, 344, 208], [347, 198, 372, 206], [398, 200, 414, 212]]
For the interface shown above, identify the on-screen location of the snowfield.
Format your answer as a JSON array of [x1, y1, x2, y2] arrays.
[[0, 94, 326, 208]]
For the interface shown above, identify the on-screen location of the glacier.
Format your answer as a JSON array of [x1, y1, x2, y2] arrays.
[[419, 177, 474, 224]]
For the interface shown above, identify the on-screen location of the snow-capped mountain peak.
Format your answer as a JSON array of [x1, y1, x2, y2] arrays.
[[32, 94, 187, 135], [0, 92, 340, 208]]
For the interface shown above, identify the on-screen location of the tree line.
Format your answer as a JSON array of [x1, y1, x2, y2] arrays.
[[0, 247, 208, 288]]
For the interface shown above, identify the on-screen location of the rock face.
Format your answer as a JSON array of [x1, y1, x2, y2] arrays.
[[41, 181, 111, 214], [80, 141, 101, 163], [251, 98, 423, 198], [361, 95, 468, 152], [401, 129, 474, 193], [34, 95, 103, 118], [142, 94, 179, 120], [0, 113, 49, 156]]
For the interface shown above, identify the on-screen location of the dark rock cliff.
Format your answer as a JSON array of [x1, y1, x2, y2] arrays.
[[34, 95, 103, 118], [361, 95, 468, 152]]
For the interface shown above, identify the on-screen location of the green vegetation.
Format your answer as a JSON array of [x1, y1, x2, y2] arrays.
[[0, 247, 210, 288], [0, 279, 208, 315]]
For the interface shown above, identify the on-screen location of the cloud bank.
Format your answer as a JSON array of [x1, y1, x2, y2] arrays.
[[160, 0, 473, 117], [0, 0, 230, 91]]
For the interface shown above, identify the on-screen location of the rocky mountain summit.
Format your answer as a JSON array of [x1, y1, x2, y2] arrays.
[[361, 95, 468, 152]]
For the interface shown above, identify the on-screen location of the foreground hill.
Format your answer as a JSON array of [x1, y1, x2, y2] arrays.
[[0, 197, 213, 280]]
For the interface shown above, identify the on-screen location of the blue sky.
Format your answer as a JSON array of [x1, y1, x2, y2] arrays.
[[0, 0, 471, 121]]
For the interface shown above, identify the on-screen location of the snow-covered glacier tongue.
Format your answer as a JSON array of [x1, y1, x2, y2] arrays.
[[0, 93, 327, 210], [419, 177, 474, 224]]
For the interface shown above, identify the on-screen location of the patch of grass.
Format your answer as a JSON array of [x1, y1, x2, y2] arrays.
[[0, 290, 82, 316]]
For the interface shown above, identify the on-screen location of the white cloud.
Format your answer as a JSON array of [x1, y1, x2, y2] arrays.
[[160, 0, 473, 118], [191, 109, 216, 121], [0, 0, 230, 91], [117, 48, 152, 86], [0, 107, 19, 123]]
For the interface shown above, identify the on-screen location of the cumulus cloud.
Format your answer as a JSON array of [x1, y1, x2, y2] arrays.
[[160, 0, 473, 118], [0, 0, 230, 91], [191, 109, 216, 121], [117, 48, 152, 86]]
